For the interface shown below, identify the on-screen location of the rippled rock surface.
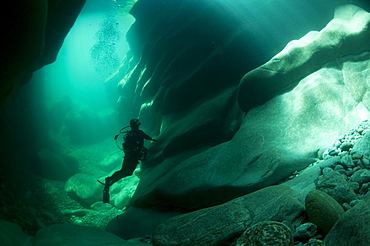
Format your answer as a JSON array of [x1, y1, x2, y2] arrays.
[[108, 1, 370, 241]]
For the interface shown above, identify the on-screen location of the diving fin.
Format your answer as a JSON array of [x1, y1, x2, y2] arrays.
[[98, 179, 110, 203]]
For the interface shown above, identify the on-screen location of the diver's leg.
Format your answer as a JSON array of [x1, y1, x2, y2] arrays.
[[106, 170, 125, 186], [102, 153, 139, 203], [102, 169, 125, 203], [103, 184, 110, 203], [102, 155, 131, 203]]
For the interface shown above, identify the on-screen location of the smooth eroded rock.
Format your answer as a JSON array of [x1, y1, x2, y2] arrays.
[[237, 4, 370, 112], [149, 185, 304, 246], [65, 173, 103, 206], [0, 220, 29, 246], [153, 203, 250, 246], [305, 190, 345, 235], [323, 194, 370, 246], [131, 5, 370, 214], [316, 171, 357, 204]]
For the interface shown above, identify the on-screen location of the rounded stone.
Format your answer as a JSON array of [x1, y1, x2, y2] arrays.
[[350, 169, 370, 184], [315, 171, 357, 204], [305, 190, 345, 235], [322, 167, 333, 175], [65, 173, 103, 205], [323, 195, 370, 246], [319, 157, 341, 169], [340, 155, 355, 168], [236, 221, 293, 246], [339, 142, 353, 151], [334, 165, 346, 175], [294, 222, 317, 239]]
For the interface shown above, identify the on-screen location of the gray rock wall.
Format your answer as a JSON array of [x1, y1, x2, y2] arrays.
[[109, 2, 370, 240], [323, 193, 370, 246], [129, 3, 370, 210], [0, 0, 86, 106]]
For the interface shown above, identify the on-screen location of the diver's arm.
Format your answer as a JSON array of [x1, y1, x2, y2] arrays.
[[141, 130, 158, 142]]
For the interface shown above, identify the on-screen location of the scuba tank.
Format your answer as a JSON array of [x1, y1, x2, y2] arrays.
[[114, 126, 130, 150], [113, 126, 148, 160]]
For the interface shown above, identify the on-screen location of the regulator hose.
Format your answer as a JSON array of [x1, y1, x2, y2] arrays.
[[114, 126, 130, 150]]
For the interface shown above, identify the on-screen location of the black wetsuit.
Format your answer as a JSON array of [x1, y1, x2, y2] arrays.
[[105, 129, 153, 187]]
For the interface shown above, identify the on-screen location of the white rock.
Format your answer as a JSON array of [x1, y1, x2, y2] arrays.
[[65, 173, 103, 205]]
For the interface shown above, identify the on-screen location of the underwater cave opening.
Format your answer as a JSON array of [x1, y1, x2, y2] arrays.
[[0, 0, 140, 234]]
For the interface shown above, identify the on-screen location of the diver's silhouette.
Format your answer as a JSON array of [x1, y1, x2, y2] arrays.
[[101, 119, 158, 203]]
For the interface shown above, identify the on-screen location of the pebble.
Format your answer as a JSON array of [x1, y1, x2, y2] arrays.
[[328, 149, 339, 156], [294, 222, 317, 239], [342, 202, 351, 211], [359, 182, 370, 194], [350, 169, 370, 184], [319, 156, 340, 169], [334, 165, 346, 175], [295, 120, 370, 245], [340, 155, 355, 168], [349, 199, 361, 207], [349, 181, 360, 193], [361, 157, 370, 169], [322, 167, 333, 175], [339, 142, 353, 151]]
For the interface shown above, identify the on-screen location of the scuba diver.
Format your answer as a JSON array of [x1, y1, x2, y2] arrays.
[[100, 119, 158, 203]]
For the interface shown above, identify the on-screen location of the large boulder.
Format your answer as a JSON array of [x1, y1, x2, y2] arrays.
[[132, 144, 316, 211], [323, 193, 370, 246], [131, 4, 370, 211], [110, 175, 140, 209], [153, 203, 251, 246], [0, 220, 29, 246], [315, 171, 358, 205], [150, 185, 305, 246], [237, 4, 370, 113], [108, 164, 320, 241], [109, 4, 370, 236], [114, 0, 340, 143], [65, 173, 103, 206], [305, 190, 345, 235]]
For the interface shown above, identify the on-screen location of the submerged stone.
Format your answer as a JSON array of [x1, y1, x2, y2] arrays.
[[150, 185, 304, 246], [0, 220, 29, 246], [110, 4, 370, 238], [294, 222, 317, 239], [236, 221, 294, 246], [305, 190, 345, 235], [237, 4, 370, 113], [323, 194, 370, 246], [316, 171, 357, 204], [65, 173, 103, 206], [351, 131, 370, 158]]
